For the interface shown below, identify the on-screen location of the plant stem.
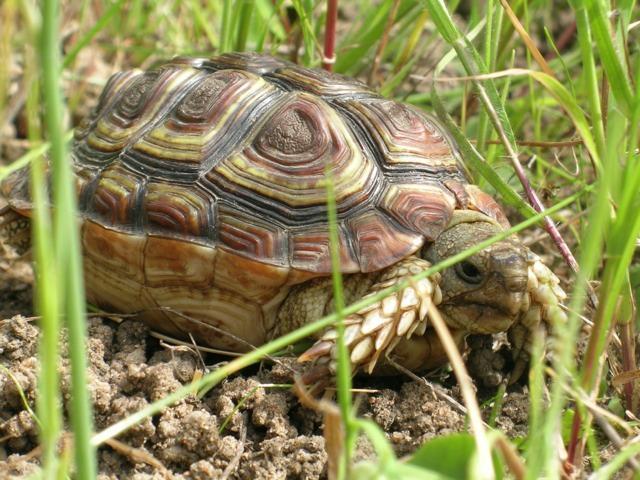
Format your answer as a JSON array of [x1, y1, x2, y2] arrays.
[[323, 0, 338, 70]]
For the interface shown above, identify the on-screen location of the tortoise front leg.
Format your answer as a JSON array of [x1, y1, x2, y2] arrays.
[[280, 256, 443, 374], [508, 250, 567, 382]]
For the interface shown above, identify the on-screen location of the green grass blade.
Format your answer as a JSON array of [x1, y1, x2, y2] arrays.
[[539, 115, 620, 479], [584, 0, 634, 116], [254, 0, 287, 46], [35, 1, 63, 477], [219, 0, 234, 53], [0, 131, 73, 182], [187, 0, 218, 50], [334, 0, 396, 73], [235, 0, 254, 51], [325, 166, 355, 479], [42, 0, 96, 477], [527, 71, 601, 171], [591, 442, 640, 480], [570, 1, 607, 159], [290, 0, 318, 66], [476, 0, 504, 153], [31, 123, 63, 478], [432, 89, 537, 219]]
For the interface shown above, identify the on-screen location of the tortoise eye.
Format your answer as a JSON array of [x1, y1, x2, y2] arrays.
[[455, 261, 484, 285]]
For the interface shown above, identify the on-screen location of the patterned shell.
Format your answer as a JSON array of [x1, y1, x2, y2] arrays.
[[4, 52, 501, 277]]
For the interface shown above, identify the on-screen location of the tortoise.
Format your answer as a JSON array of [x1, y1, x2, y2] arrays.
[[0, 52, 566, 380]]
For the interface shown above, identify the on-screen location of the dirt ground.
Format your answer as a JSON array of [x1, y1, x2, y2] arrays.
[[0, 258, 533, 479]]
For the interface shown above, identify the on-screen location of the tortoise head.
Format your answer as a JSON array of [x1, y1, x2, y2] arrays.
[[422, 210, 528, 334]]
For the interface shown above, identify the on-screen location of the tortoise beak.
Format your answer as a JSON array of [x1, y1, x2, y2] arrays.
[[487, 248, 528, 315], [490, 248, 528, 291]]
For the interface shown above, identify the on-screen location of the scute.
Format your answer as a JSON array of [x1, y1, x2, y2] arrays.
[[205, 51, 291, 75], [74, 70, 139, 141], [1, 168, 32, 214], [347, 210, 424, 272], [175, 75, 227, 122], [143, 182, 214, 238], [116, 71, 160, 119], [338, 97, 461, 173], [289, 222, 360, 274], [260, 107, 316, 155], [82, 220, 146, 293], [144, 235, 216, 287], [90, 163, 144, 228], [217, 203, 288, 265], [380, 183, 456, 241], [462, 185, 510, 228], [84, 67, 198, 155]]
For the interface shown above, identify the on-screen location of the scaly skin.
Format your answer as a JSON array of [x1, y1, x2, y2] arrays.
[[0, 202, 30, 257], [294, 210, 567, 381]]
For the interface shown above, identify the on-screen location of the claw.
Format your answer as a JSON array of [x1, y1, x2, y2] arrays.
[[414, 319, 428, 336], [509, 357, 529, 384], [419, 295, 431, 321], [298, 341, 333, 362], [433, 285, 443, 305]]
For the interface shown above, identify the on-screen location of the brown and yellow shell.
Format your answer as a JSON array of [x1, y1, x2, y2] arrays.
[[1, 52, 508, 350]]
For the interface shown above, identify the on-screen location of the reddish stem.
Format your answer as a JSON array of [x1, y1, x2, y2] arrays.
[[517, 157, 582, 275], [621, 320, 637, 412], [565, 409, 582, 470], [547, 21, 577, 59], [323, 0, 338, 71]]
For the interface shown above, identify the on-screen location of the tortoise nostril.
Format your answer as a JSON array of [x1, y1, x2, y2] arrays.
[[490, 250, 528, 292], [455, 261, 484, 285]]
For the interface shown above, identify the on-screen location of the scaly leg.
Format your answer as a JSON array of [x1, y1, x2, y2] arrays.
[[277, 256, 442, 374], [508, 250, 567, 382]]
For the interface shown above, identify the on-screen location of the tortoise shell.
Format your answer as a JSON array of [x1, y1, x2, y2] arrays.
[[2, 52, 507, 350]]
